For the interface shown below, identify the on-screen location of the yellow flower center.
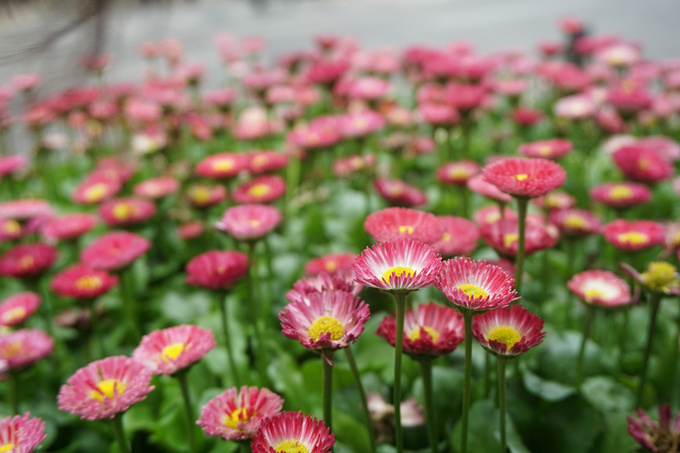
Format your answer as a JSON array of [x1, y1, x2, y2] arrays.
[[449, 167, 470, 179], [252, 155, 268, 168], [617, 231, 648, 246], [275, 440, 309, 453], [609, 185, 632, 201], [2, 307, 26, 324], [584, 288, 606, 302], [0, 443, 15, 453], [224, 407, 253, 429], [84, 183, 108, 203], [19, 255, 34, 270], [190, 186, 211, 205], [504, 233, 519, 248], [90, 379, 126, 402], [2, 341, 22, 358], [457, 284, 489, 299], [308, 315, 345, 341], [324, 261, 338, 272], [538, 145, 552, 156], [212, 159, 235, 172], [249, 220, 261, 228], [248, 184, 271, 198], [638, 158, 650, 171], [2, 220, 20, 235], [398, 225, 414, 234], [382, 266, 416, 284], [563, 214, 588, 229], [113, 203, 133, 221], [408, 326, 440, 342], [671, 232, 680, 248], [514, 174, 529, 181], [75, 275, 103, 291], [487, 325, 522, 350], [161, 343, 186, 362], [641, 262, 680, 293], [442, 232, 452, 243]]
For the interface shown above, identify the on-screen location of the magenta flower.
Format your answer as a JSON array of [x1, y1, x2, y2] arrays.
[[0, 412, 46, 453], [81, 231, 151, 271], [132, 325, 216, 375], [251, 411, 335, 453], [472, 305, 545, 357]]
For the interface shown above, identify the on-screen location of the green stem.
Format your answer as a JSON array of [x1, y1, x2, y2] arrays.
[[112, 415, 131, 453], [498, 357, 508, 453], [458, 185, 469, 219], [514, 197, 529, 295], [345, 347, 376, 453], [637, 294, 662, 407], [119, 270, 141, 341], [576, 306, 594, 386], [246, 241, 268, 386], [219, 292, 241, 387], [239, 442, 251, 453], [617, 305, 630, 377], [177, 372, 197, 453], [89, 300, 106, 358], [419, 359, 438, 453], [262, 237, 275, 325], [322, 350, 335, 434], [485, 352, 492, 398], [9, 371, 19, 415], [461, 311, 474, 453], [285, 153, 301, 222], [392, 291, 409, 453]]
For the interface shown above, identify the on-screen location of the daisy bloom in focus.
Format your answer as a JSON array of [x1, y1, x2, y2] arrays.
[[482, 157, 566, 199], [0, 292, 41, 327], [99, 197, 156, 227], [601, 219, 665, 251], [374, 178, 427, 207], [435, 257, 518, 313], [0, 412, 46, 453], [216, 204, 282, 242], [305, 252, 356, 276], [0, 243, 57, 279], [58, 356, 154, 420], [132, 325, 216, 375], [197, 386, 284, 441], [627, 404, 680, 452], [287, 270, 363, 302], [590, 182, 652, 209], [81, 231, 151, 271], [472, 305, 545, 357], [251, 411, 335, 453], [432, 216, 479, 257], [518, 139, 572, 160], [232, 175, 286, 204], [280, 289, 370, 351], [185, 250, 249, 290], [567, 270, 631, 308], [364, 207, 442, 244], [377, 301, 465, 358], [0, 329, 54, 368], [50, 264, 118, 300], [353, 239, 442, 293], [41, 213, 98, 242]]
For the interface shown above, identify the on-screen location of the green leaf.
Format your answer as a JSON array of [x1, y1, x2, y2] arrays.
[[523, 369, 577, 402], [581, 376, 634, 413]]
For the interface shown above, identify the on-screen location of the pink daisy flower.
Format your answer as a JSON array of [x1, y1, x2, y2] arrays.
[[518, 139, 573, 160], [247, 150, 288, 175], [472, 305, 545, 357], [479, 217, 558, 258], [550, 208, 601, 237], [467, 174, 512, 203], [195, 153, 248, 179], [81, 231, 151, 271], [364, 207, 442, 245], [0, 292, 41, 327], [627, 404, 680, 452], [185, 250, 249, 290], [177, 222, 204, 240], [232, 175, 286, 204], [339, 111, 385, 138], [435, 257, 518, 313], [0, 218, 23, 241], [304, 252, 356, 276], [58, 356, 155, 420], [436, 160, 480, 186], [197, 386, 284, 441], [187, 183, 227, 209], [376, 301, 465, 357], [50, 264, 119, 300], [473, 205, 517, 226], [601, 219, 665, 251], [432, 216, 479, 257], [0, 200, 52, 221], [612, 145, 674, 184], [99, 197, 157, 227], [251, 411, 335, 453], [482, 157, 567, 199], [590, 182, 652, 209], [0, 413, 46, 453], [216, 204, 282, 241], [532, 191, 576, 211], [0, 243, 57, 279], [353, 239, 442, 292], [287, 270, 363, 302], [40, 213, 98, 242], [132, 325, 216, 375], [72, 176, 122, 205], [0, 329, 54, 368], [373, 178, 427, 207], [567, 270, 631, 308], [0, 154, 28, 177], [280, 289, 370, 350], [133, 176, 180, 199]]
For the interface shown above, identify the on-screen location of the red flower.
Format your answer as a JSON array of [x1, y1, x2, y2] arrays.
[[72, 176, 122, 205], [40, 213, 98, 242], [550, 208, 601, 237], [364, 207, 442, 244], [436, 160, 480, 186], [0, 199, 52, 221], [0, 243, 57, 279], [518, 139, 572, 160], [0, 292, 41, 327], [374, 178, 427, 207], [467, 174, 512, 203], [612, 145, 674, 184], [195, 153, 248, 179], [432, 216, 479, 257], [377, 301, 464, 357], [251, 411, 335, 453], [133, 176, 180, 199], [305, 252, 356, 276], [567, 270, 631, 308], [247, 150, 288, 175], [0, 328, 54, 368], [601, 219, 665, 251], [185, 250, 249, 290], [99, 197, 156, 227], [232, 175, 285, 204], [479, 217, 558, 258], [81, 231, 151, 271], [50, 264, 118, 299], [482, 157, 566, 198], [590, 182, 651, 209], [216, 204, 282, 241], [187, 183, 227, 208], [473, 305, 545, 357], [627, 404, 680, 452], [532, 191, 576, 211]]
